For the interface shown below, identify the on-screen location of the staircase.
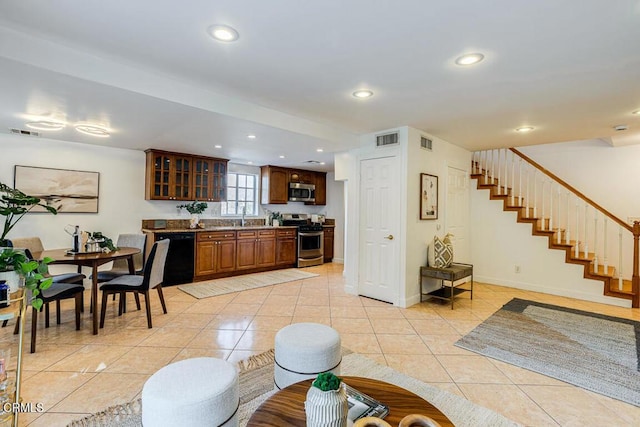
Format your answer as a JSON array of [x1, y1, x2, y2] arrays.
[[471, 148, 639, 308]]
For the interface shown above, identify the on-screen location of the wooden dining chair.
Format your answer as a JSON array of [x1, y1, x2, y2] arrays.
[[9, 237, 86, 353], [99, 239, 169, 329]]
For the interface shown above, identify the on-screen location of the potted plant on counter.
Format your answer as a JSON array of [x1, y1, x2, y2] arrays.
[[177, 200, 208, 229]]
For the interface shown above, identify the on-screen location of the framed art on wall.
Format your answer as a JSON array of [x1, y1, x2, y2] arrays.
[[420, 173, 438, 220], [14, 165, 100, 213]]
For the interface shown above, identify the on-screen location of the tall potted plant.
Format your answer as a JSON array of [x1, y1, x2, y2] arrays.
[[0, 181, 57, 308]]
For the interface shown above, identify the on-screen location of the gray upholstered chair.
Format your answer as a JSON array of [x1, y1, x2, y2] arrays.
[[9, 237, 85, 353], [95, 233, 147, 282], [99, 239, 169, 329]]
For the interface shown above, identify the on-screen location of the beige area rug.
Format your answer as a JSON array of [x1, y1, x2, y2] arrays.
[[177, 268, 319, 299], [68, 349, 517, 427]]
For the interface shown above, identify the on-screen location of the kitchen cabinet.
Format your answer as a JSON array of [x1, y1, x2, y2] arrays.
[[193, 156, 228, 202], [145, 149, 228, 201], [309, 171, 327, 206], [323, 226, 334, 262], [195, 231, 236, 277], [261, 166, 288, 204], [276, 228, 297, 266], [289, 169, 315, 184], [236, 229, 276, 270]]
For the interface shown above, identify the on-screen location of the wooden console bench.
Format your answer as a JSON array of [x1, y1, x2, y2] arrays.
[[420, 263, 473, 309]]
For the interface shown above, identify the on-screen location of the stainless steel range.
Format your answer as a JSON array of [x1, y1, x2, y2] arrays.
[[281, 214, 324, 268]]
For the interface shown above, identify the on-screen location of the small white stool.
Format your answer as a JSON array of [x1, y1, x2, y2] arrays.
[[274, 322, 342, 389], [142, 357, 239, 427]]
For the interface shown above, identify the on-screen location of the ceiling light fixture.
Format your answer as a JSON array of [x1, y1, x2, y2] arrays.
[[316, 148, 324, 152], [320, 162, 326, 165], [247, 134, 256, 139], [515, 126, 535, 133], [247, 161, 253, 165], [207, 25, 239, 42], [352, 89, 374, 99], [214, 144, 222, 148], [279, 155, 285, 159], [455, 53, 485, 66], [75, 124, 110, 137], [632, 110, 640, 115], [25, 120, 65, 131]]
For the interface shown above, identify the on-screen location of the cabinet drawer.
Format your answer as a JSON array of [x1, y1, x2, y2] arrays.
[[323, 227, 334, 235], [197, 231, 236, 241], [277, 229, 296, 238], [237, 230, 258, 239], [257, 229, 276, 238]]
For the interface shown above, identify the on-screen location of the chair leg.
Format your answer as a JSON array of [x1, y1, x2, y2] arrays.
[[1, 320, 7, 328], [118, 293, 124, 316], [134, 294, 141, 311], [13, 317, 19, 335], [100, 291, 109, 329], [45, 302, 50, 328], [75, 293, 82, 330], [156, 285, 167, 314], [31, 307, 38, 354], [143, 291, 152, 328], [56, 300, 61, 324], [80, 291, 84, 313]]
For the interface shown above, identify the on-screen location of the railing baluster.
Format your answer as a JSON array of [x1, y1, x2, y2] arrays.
[[533, 170, 537, 218], [565, 192, 571, 244], [594, 213, 599, 273], [518, 158, 523, 207], [511, 152, 516, 205], [604, 218, 608, 274], [584, 204, 589, 258], [525, 165, 530, 216], [491, 150, 495, 185], [549, 181, 554, 233], [575, 197, 580, 258], [619, 227, 623, 290], [541, 180, 546, 230]]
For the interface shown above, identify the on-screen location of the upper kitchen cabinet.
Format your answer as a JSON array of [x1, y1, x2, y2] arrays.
[[261, 166, 288, 204], [289, 169, 315, 184], [310, 171, 327, 206], [193, 156, 228, 202], [145, 149, 228, 201]]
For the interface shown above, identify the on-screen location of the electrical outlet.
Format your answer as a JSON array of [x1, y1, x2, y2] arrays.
[[515, 265, 521, 273]]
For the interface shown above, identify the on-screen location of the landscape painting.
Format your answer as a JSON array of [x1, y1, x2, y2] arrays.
[[14, 165, 100, 213]]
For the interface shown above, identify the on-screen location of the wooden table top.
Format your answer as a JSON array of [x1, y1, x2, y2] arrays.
[[36, 247, 140, 264], [246, 376, 453, 426]]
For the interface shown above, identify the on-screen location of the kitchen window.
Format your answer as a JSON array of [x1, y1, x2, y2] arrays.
[[222, 173, 257, 215]]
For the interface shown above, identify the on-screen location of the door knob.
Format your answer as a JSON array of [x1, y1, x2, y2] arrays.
[[384, 235, 394, 240]]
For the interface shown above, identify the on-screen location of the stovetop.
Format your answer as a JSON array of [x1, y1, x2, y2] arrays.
[[298, 224, 324, 232], [281, 213, 324, 232]]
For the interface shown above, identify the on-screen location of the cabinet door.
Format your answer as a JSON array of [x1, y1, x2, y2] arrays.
[[256, 235, 276, 267], [211, 160, 227, 202], [195, 241, 217, 276], [146, 152, 173, 200], [173, 155, 192, 200], [276, 237, 297, 265], [323, 227, 334, 262], [236, 231, 258, 270], [193, 157, 212, 201], [307, 172, 326, 205], [261, 166, 288, 204], [216, 239, 236, 272]]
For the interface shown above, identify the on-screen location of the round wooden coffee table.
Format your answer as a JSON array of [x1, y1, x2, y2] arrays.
[[246, 376, 454, 426]]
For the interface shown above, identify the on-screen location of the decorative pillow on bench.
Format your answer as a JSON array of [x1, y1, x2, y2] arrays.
[[428, 234, 453, 268]]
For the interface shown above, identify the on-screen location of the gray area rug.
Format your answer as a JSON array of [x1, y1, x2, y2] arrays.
[[68, 349, 517, 427], [177, 268, 319, 298], [456, 298, 640, 407]]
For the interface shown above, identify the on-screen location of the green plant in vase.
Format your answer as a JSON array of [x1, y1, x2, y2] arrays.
[[0, 247, 53, 310], [0, 182, 57, 246], [176, 200, 208, 214]]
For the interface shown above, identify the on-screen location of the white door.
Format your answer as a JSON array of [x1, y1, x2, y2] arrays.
[[446, 166, 470, 262], [358, 156, 400, 303]]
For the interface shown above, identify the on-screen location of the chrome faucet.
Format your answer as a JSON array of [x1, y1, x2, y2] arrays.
[[241, 206, 246, 227]]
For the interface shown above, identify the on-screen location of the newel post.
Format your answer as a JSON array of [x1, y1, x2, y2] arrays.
[[633, 221, 640, 308]]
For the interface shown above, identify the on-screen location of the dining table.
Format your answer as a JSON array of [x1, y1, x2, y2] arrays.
[[34, 247, 141, 335]]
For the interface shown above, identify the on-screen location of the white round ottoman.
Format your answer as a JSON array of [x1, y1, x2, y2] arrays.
[[142, 357, 239, 427], [274, 322, 342, 389]]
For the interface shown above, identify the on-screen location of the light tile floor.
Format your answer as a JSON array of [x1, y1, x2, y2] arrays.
[[2, 262, 640, 426]]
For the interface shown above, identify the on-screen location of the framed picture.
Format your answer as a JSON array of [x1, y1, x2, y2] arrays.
[[420, 173, 438, 220], [14, 165, 100, 213]]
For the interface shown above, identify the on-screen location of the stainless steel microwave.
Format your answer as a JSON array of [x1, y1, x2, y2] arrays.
[[288, 182, 315, 202]]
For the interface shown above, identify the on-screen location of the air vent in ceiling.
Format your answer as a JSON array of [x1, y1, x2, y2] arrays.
[[10, 128, 40, 137], [420, 136, 433, 150], [305, 160, 321, 164], [376, 132, 399, 147]]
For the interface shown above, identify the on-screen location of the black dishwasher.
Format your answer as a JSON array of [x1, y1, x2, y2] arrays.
[[155, 232, 195, 286]]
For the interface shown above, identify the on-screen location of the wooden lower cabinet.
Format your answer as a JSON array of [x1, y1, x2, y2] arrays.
[[323, 226, 334, 262], [236, 230, 276, 270], [195, 231, 236, 277], [276, 229, 297, 265]]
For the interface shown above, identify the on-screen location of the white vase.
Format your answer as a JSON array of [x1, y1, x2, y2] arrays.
[[189, 214, 200, 229], [0, 270, 21, 293], [305, 384, 348, 427]]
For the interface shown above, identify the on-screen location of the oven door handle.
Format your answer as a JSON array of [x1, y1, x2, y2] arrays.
[[299, 231, 323, 237]]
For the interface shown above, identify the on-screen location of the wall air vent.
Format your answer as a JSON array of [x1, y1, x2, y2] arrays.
[[304, 160, 321, 164], [420, 136, 433, 150], [10, 128, 40, 137], [376, 132, 399, 147]]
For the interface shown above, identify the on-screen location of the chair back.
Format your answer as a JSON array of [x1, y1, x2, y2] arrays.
[[9, 237, 45, 255], [141, 239, 169, 290], [112, 234, 147, 272]]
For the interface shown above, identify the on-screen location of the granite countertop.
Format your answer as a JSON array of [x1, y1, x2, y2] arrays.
[[142, 225, 299, 233]]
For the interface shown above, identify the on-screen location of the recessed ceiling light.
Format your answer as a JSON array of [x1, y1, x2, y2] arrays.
[[247, 161, 253, 165], [75, 124, 110, 137], [515, 126, 535, 133], [207, 25, 239, 42], [455, 53, 485, 66], [352, 90, 374, 99], [214, 144, 222, 148], [279, 155, 285, 159], [25, 120, 65, 131], [632, 110, 640, 115], [247, 134, 256, 139], [320, 162, 325, 165], [316, 148, 324, 152]]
